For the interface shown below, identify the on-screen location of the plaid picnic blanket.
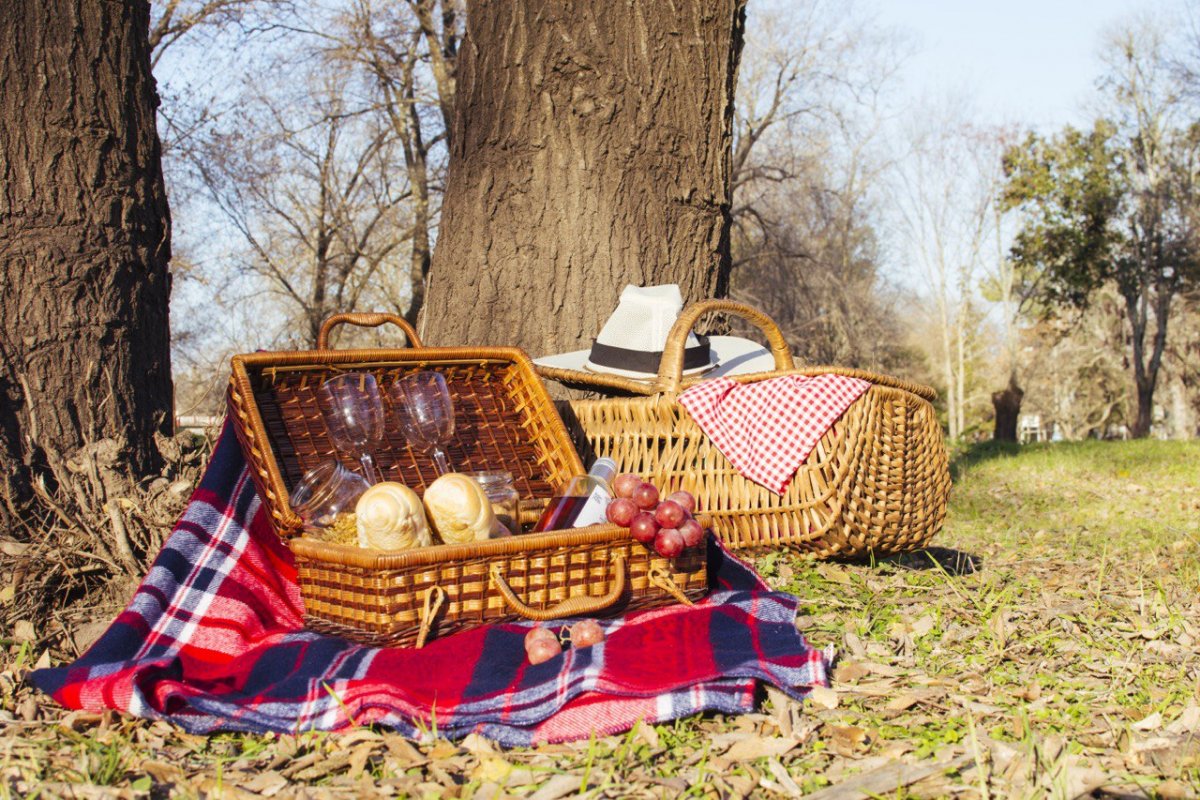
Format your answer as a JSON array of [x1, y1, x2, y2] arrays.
[[30, 423, 829, 745]]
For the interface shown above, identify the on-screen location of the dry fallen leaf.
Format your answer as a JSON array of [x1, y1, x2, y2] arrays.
[[1132, 711, 1163, 731], [473, 757, 514, 784], [722, 735, 800, 762], [833, 661, 871, 684], [910, 614, 936, 638], [828, 724, 874, 757], [1167, 704, 1200, 734], [427, 739, 459, 761], [809, 686, 839, 710], [635, 720, 660, 749], [240, 770, 289, 796], [885, 693, 920, 712]]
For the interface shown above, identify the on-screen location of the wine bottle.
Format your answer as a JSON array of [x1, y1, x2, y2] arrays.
[[533, 458, 618, 531]]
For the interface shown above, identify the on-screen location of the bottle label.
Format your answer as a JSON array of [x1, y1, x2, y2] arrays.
[[572, 487, 613, 528]]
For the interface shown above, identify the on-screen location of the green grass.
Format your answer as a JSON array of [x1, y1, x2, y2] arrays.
[[2, 439, 1198, 797]]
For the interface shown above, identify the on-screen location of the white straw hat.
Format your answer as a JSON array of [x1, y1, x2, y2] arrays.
[[533, 284, 776, 381]]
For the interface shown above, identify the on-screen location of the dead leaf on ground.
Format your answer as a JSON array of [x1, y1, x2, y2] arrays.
[[721, 735, 801, 762], [827, 724, 875, 757], [833, 661, 871, 684], [809, 686, 839, 710], [1131, 711, 1163, 731], [1167, 704, 1200, 734]]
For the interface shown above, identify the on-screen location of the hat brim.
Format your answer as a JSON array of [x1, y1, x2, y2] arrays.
[[533, 336, 779, 382]]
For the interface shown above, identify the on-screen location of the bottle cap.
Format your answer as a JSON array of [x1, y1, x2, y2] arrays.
[[590, 457, 618, 485]]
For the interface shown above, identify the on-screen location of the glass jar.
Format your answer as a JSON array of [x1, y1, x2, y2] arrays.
[[471, 471, 520, 536], [289, 461, 371, 531]]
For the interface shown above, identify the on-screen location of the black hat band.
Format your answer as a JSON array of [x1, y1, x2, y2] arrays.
[[588, 335, 711, 374]]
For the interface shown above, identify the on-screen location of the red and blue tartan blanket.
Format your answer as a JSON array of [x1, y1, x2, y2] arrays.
[[30, 424, 829, 745]]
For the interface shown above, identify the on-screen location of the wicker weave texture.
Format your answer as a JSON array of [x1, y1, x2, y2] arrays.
[[291, 526, 708, 646]]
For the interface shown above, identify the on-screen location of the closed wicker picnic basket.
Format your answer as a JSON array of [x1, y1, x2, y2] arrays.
[[537, 301, 952, 560], [227, 313, 707, 647]]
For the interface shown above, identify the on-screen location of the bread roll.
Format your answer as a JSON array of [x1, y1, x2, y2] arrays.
[[355, 482, 432, 551], [422, 473, 498, 544]]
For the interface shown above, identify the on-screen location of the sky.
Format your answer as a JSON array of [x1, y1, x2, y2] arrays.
[[872, 0, 1178, 130]]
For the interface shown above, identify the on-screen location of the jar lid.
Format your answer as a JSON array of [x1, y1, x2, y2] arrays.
[[289, 461, 369, 519]]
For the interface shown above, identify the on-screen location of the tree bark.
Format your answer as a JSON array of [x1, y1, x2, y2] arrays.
[[991, 373, 1024, 442], [0, 0, 173, 510], [421, 0, 746, 354]]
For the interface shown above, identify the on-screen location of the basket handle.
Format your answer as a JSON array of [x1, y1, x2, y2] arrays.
[[658, 300, 795, 392], [317, 313, 424, 350], [489, 555, 626, 621]]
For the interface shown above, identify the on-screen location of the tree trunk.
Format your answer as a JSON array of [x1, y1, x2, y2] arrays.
[[0, 0, 172, 512], [1132, 381, 1154, 439], [991, 373, 1024, 443], [421, 0, 746, 354]]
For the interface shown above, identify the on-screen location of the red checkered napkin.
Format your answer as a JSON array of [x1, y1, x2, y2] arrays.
[[679, 374, 871, 495]]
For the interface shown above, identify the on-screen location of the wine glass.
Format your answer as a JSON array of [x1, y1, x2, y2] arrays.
[[392, 371, 456, 475], [317, 373, 384, 484]]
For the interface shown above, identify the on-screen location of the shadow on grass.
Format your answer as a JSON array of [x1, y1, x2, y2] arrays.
[[950, 439, 1023, 482], [878, 546, 982, 576]]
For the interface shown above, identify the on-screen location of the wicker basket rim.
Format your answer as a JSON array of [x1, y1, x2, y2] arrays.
[[231, 344, 538, 371], [537, 362, 938, 402]]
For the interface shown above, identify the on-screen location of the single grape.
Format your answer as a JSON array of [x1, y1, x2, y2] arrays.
[[570, 619, 605, 648], [678, 518, 705, 548], [524, 626, 558, 652], [654, 500, 686, 528], [606, 497, 639, 526], [613, 473, 642, 499], [632, 482, 660, 510], [527, 637, 562, 665], [629, 512, 659, 544], [665, 490, 697, 514], [654, 528, 685, 558]]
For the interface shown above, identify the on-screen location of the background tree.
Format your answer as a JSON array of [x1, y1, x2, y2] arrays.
[[420, 0, 748, 354], [892, 104, 1000, 441], [728, 0, 916, 374], [1003, 22, 1200, 438], [188, 64, 414, 348], [337, 0, 460, 326], [0, 1, 172, 532]]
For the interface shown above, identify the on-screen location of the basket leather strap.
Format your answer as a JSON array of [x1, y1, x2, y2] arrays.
[[647, 565, 695, 607], [416, 586, 447, 648]]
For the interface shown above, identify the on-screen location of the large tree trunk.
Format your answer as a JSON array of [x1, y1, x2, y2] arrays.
[[0, 0, 173, 514], [421, 0, 747, 353]]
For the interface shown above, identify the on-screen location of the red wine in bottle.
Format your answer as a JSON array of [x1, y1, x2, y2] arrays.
[[532, 458, 617, 532]]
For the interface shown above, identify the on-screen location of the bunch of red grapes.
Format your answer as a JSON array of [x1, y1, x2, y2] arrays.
[[605, 474, 703, 558]]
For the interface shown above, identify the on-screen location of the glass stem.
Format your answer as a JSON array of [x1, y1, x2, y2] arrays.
[[432, 447, 452, 475], [360, 453, 379, 484]]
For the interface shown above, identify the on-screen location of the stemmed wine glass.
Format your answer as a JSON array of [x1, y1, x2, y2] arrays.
[[391, 371, 456, 475], [317, 373, 384, 484]]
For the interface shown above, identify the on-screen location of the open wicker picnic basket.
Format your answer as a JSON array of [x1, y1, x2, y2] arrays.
[[536, 300, 952, 560], [227, 313, 707, 647]]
